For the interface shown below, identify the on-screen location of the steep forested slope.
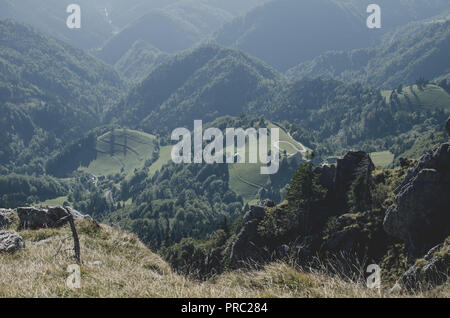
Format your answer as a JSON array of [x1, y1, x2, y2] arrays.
[[287, 20, 450, 89], [0, 20, 124, 171], [114, 40, 170, 83]]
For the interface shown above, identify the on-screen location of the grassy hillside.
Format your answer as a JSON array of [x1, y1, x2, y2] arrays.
[[371, 83, 450, 165], [394, 130, 448, 161], [1, 216, 446, 297], [370, 151, 394, 168], [228, 121, 309, 203], [147, 145, 173, 177], [79, 129, 158, 177], [381, 84, 450, 111]]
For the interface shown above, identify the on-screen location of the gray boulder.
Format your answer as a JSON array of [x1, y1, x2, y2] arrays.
[[17, 206, 87, 230], [383, 143, 450, 257], [17, 206, 67, 229], [0, 231, 25, 253], [0, 208, 14, 217], [64, 206, 88, 220]]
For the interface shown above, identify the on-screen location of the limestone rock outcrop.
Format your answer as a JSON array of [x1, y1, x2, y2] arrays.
[[384, 143, 450, 257], [0, 231, 25, 253], [17, 206, 88, 230]]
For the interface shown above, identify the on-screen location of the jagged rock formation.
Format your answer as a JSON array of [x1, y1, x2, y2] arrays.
[[306, 150, 375, 236], [17, 206, 87, 230], [383, 143, 450, 257], [401, 242, 449, 290], [315, 151, 375, 212], [334, 151, 375, 209], [230, 204, 267, 265], [0, 231, 25, 253], [230, 151, 376, 265]]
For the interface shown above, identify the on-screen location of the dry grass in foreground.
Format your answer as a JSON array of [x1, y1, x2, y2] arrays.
[[0, 218, 448, 298]]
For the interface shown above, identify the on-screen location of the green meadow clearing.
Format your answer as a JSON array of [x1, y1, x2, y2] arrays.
[[79, 129, 158, 177], [370, 151, 395, 168], [382, 84, 450, 111]]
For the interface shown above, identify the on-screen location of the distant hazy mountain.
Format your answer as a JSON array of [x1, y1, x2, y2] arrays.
[[380, 10, 450, 45], [96, 0, 266, 65], [286, 20, 450, 89], [0, 0, 117, 49], [106, 43, 282, 135], [96, 3, 231, 65], [0, 0, 267, 52], [206, 0, 269, 16], [0, 20, 124, 168], [215, 0, 450, 71], [107, 0, 267, 27]]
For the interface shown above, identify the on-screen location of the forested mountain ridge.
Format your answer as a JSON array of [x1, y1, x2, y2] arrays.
[[0, 19, 124, 172], [286, 20, 450, 89], [106, 40, 449, 161], [214, 0, 450, 71], [0, 19, 446, 177], [106, 43, 283, 135]]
